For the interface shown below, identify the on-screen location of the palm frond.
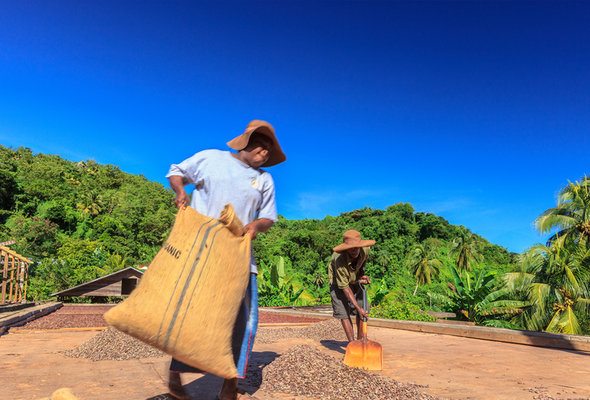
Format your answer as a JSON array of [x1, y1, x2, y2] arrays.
[[557, 306, 581, 335], [545, 310, 562, 333], [535, 211, 575, 234], [574, 297, 590, 316], [528, 283, 551, 309]]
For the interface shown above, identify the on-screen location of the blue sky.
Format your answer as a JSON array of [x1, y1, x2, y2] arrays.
[[1, 1, 588, 253]]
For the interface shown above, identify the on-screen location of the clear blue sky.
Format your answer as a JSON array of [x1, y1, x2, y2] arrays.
[[1, 1, 588, 253]]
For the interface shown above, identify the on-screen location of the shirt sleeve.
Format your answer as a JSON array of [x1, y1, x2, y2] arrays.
[[333, 259, 352, 289], [257, 172, 278, 221], [165, 151, 206, 184]]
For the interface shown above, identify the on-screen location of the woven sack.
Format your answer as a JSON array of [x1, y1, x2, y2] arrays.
[[104, 204, 251, 378]]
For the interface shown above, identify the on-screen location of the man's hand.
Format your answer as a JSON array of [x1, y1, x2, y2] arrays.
[[243, 223, 259, 240], [243, 218, 274, 240], [174, 191, 190, 209], [358, 275, 371, 285], [357, 306, 369, 320]]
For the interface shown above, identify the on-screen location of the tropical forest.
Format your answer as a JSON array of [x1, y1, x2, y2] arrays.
[[1, 145, 588, 335]]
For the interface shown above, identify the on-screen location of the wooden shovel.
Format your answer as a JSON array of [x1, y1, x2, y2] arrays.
[[343, 285, 383, 370]]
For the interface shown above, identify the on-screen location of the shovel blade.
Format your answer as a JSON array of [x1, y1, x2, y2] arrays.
[[343, 338, 383, 371]]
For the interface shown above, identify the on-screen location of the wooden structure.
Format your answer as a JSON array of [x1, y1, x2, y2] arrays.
[[52, 267, 144, 300], [1, 246, 32, 305]]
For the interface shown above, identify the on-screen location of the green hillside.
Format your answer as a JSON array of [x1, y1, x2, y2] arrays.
[[7, 146, 588, 335], [0, 146, 177, 299]]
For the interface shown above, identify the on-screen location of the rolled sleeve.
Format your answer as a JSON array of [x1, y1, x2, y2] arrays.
[[334, 265, 352, 289], [165, 151, 206, 183]]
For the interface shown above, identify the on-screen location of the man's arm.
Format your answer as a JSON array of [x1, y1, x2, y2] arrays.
[[168, 175, 190, 208], [244, 218, 274, 240], [342, 286, 368, 319]]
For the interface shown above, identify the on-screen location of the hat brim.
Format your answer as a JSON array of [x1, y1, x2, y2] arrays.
[[333, 240, 376, 253], [227, 121, 286, 167]]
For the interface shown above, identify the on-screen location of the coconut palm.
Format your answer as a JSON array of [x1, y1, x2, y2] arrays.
[[530, 241, 589, 334], [405, 243, 443, 295], [493, 239, 590, 334], [452, 230, 481, 271], [536, 176, 590, 248], [476, 253, 537, 328]]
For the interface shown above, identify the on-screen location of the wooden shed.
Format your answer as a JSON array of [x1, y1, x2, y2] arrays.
[[52, 267, 144, 300]]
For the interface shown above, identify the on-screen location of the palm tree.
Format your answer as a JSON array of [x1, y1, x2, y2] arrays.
[[451, 230, 481, 271], [405, 243, 442, 295], [493, 240, 590, 334], [76, 191, 103, 216], [536, 176, 590, 248], [475, 255, 535, 327]]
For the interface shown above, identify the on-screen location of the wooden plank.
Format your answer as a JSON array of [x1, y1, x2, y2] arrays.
[[1, 251, 8, 305], [23, 262, 28, 301], [8, 255, 14, 303]]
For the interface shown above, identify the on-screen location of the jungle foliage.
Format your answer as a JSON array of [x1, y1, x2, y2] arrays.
[[0, 146, 177, 299]]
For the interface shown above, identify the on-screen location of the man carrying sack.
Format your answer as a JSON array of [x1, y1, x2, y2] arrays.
[[165, 120, 286, 400], [328, 230, 375, 342]]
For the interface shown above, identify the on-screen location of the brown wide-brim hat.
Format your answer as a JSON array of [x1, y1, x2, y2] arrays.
[[226, 120, 287, 167], [333, 229, 376, 253]]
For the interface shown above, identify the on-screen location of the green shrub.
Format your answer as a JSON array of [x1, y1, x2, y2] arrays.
[[371, 300, 435, 322]]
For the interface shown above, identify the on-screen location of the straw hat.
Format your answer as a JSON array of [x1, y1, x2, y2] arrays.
[[226, 120, 286, 167], [333, 230, 376, 253]]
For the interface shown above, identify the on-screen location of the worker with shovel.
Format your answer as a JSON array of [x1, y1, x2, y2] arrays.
[[328, 230, 375, 341], [166, 120, 286, 400]]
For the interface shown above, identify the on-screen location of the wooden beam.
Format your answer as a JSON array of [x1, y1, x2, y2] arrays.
[[8, 255, 14, 303], [0, 246, 32, 263], [1, 251, 8, 305]]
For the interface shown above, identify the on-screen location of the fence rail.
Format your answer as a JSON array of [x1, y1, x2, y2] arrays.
[[1, 246, 31, 305]]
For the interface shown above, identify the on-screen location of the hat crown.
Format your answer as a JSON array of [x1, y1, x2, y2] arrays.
[[247, 119, 270, 129], [332, 229, 375, 253], [343, 230, 363, 245]]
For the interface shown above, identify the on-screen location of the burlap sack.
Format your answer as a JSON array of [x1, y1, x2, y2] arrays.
[[104, 204, 251, 378]]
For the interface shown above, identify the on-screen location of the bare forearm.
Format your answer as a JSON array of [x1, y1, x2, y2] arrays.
[[244, 218, 274, 239], [343, 286, 361, 311], [168, 176, 189, 208], [251, 218, 274, 234], [168, 175, 186, 194]]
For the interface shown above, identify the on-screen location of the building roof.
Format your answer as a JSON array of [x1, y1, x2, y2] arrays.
[[52, 267, 144, 297]]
